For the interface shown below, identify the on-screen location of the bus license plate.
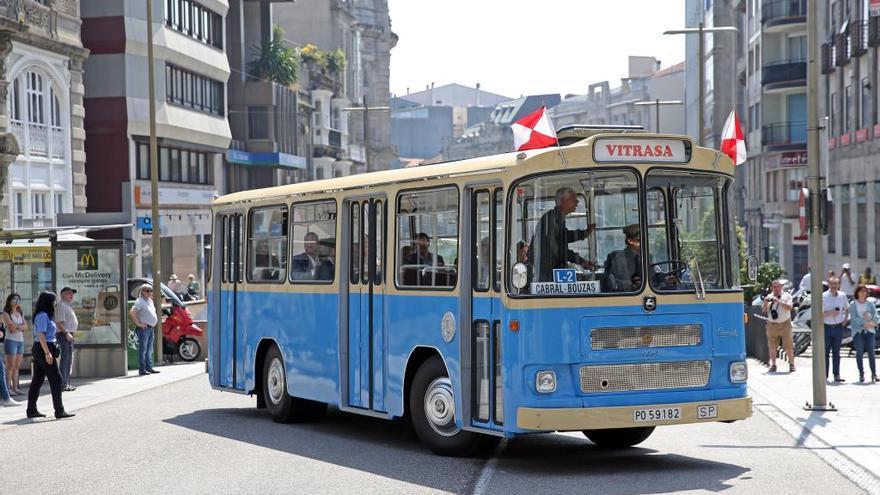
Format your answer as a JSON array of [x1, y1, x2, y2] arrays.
[[633, 407, 681, 422], [697, 404, 718, 419]]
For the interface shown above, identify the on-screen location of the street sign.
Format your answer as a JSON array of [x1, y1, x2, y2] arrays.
[[142, 229, 153, 235], [136, 216, 153, 230]]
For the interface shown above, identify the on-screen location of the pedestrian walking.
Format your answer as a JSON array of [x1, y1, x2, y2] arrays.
[[850, 284, 879, 383], [26, 291, 74, 419], [763, 279, 795, 372], [823, 277, 849, 382], [860, 267, 877, 285], [840, 263, 856, 297], [129, 284, 160, 376], [799, 268, 811, 292], [56, 287, 79, 391], [2, 293, 27, 395], [186, 274, 199, 299]]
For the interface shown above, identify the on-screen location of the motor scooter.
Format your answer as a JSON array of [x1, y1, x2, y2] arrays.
[[162, 300, 203, 362]]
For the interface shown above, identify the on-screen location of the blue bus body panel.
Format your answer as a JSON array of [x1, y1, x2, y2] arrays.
[[209, 286, 747, 435]]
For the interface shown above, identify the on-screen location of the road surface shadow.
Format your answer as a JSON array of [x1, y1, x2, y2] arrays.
[[165, 407, 748, 494]]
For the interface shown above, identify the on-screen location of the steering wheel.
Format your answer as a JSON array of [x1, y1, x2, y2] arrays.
[[650, 260, 689, 285]]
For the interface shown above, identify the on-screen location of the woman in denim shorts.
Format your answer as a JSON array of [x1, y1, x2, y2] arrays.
[[2, 293, 27, 395]]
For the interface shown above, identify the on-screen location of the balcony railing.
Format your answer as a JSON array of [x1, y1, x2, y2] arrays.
[[761, 0, 807, 26], [870, 16, 880, 46], [762, 121, 807, 146], [761, 59, 806, 86], [835, 33, 851, 65], [821, 43, 835, 74], [852, 20, 869, 56]]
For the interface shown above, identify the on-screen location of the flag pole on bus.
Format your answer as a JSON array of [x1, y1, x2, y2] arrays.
[[720, 107, 746, 165], [511, 105, 567, 166]]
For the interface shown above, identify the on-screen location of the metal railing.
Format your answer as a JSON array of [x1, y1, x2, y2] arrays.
[[762, 121, 808, 145], [852, 20, 869, 56], [761, 0, 806, 24], [761, 59, 806, 86]]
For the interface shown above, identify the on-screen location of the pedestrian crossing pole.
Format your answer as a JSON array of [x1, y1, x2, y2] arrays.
[[805, 0, 834, 411]]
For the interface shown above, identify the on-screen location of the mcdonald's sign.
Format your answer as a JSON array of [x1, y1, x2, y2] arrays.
[[77, 248, 98, 271]]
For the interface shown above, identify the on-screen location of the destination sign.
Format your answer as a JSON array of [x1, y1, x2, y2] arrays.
[[531, 280, 601, 295], [594, 138, 689, 163]]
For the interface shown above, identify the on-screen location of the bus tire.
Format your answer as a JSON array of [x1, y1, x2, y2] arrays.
[[409, 355, 498, 456], [583, 426, 655, 448], [263, 346, 297, 423]]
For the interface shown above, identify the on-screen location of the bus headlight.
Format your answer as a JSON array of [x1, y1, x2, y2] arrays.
[[536, 370, 557, 393], [729, 361, 748, 383]]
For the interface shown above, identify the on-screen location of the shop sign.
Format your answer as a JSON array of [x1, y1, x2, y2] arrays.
[[54, 243, 125, 346], [134, 185, 216, 208], [763, 151, 807, 169], [0, 246, 52, 263]]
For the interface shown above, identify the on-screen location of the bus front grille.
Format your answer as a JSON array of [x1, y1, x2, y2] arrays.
[[579, 360, 711, 393], [590, 324, 702, 350]]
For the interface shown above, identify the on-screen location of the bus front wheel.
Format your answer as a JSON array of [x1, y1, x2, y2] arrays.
[[409, 355, 498, 456], [583, 426, 655, 448], [262, 346, 326, 423]]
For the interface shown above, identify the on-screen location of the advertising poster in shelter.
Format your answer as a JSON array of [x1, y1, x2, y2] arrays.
[[54, 245, 125, 345]]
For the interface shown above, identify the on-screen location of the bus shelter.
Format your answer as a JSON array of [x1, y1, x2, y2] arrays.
[[0, 225, 131, 377]]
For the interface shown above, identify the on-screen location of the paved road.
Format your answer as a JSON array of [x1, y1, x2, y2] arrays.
[[0, 375, 867, 494]]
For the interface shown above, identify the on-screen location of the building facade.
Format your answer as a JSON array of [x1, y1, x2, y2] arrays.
[[0, 0, 89, 229], [549, 57, 685, 135], [82, 0, 232, 282], [820, 0, 880, 275]]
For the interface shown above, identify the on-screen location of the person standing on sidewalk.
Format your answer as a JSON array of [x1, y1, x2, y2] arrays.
[[0, 318, 20, 407], [850, 284, 879, 383], [823, 277, 849, 382], [840, 264, 856, 297], [763, 279, 795, 372], [129, 284, 160, 376], [55, 287, 78, 392], [859, 267, 877, 286], [26, 291, 74, 419], [2, 293, 26, 395]]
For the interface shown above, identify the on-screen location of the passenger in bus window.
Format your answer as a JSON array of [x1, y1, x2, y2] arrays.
[[408, 233, 444, 266], [516, 241, 529, 264], [315, 239, 336, 281], [292, 231, 322, 280], [528, 187, 594, 282], [604, 224, 642, 292]]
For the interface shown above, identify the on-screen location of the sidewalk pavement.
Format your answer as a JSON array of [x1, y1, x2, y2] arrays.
[[0, 361, 206, 428], [748, 348, 880, 483]]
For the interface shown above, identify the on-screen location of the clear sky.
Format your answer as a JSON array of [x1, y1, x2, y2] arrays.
[[387, 0, 686, 100]]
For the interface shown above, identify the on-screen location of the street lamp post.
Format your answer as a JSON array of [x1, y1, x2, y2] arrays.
[[344, 96, 390, 173], [634, 99, 683, 133], [145, 0, 163, 362], [664, 23, 738, 146]]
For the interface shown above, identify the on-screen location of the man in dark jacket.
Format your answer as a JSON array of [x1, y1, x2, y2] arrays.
[[528, 187, 593, 282], [604, 224, 642, 292]]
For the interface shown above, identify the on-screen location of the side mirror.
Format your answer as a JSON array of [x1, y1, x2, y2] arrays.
[[511, 263, 528, 290], [747, 255, 758, 283]]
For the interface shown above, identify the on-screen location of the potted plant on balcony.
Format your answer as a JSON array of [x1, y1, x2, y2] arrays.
[[327, 49, 347, 75], [300, 43, 328, 72], [248, 25, 299, 87]]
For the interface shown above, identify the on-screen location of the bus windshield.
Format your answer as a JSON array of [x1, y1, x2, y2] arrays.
[[509, 169, 641, 295], [645, 170, 734, 292]]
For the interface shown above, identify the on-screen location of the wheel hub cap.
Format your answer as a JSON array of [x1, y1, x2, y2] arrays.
[[424, 377, 460, 437], [268, 358, 285, 405]]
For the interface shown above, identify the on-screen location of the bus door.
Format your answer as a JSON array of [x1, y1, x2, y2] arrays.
[[218, 212, 244, 389], [469, 188, 504, 427], [347, 197, 387, 411]]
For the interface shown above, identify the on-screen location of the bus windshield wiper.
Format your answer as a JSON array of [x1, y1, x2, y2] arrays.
[[689, 257, 706, 300]]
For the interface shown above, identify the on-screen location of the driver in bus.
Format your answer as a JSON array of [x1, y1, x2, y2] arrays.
[[528, 187, 594, 282], [604, 224, 642, 292]]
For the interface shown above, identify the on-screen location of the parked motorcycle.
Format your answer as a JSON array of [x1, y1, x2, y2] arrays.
[[162, 300, 203, 362]]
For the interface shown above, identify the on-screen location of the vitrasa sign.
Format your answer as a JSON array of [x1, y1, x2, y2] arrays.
[[593, 138, 690, 163]]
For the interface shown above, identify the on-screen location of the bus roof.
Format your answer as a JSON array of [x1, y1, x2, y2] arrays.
[[213, 133, 729, 207]]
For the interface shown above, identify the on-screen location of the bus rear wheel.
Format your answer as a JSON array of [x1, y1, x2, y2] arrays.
[[583, 426, 655, 448], [262, 345, 327, 423], [409, 355, 498, 456]]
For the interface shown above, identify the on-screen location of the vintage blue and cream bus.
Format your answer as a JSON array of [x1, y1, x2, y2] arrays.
[[208, 126, 752, 456]]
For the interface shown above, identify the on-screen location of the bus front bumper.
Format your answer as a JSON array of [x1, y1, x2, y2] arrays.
[[516, 396, 752, 431]]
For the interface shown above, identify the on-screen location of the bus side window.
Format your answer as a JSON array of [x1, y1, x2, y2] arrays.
[[290, 200, 337, 284], [350, 202, 360, 284], [396, 187, 459, 289], [247, 205, 288, 282]]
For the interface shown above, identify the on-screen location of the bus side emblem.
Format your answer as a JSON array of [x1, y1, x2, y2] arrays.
[[643, 296, 657, 313], [441, 312, 456, 343]]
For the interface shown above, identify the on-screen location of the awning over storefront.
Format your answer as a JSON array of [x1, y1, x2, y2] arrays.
[[226, 149, 307, 169]]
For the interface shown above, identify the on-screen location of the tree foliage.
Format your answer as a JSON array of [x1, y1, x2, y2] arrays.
[[248, 26, 299, 87]]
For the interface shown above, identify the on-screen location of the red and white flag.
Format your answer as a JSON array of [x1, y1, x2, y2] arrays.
[[511, 106, 557, 151], [720, 109, 746, 165]]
